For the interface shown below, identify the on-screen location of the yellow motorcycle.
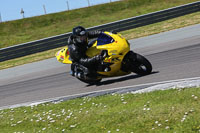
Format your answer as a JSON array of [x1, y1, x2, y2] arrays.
[[55, 31, 152, 84]]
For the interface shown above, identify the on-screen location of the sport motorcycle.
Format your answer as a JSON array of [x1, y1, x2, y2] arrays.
[[55, 31, 152, 84]]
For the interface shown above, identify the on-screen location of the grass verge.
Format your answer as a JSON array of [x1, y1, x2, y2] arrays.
[[0, 47, 64, 70], [0, 87, 200, 132], [1, 11, 200, 70], [121, 12, 200, 40]]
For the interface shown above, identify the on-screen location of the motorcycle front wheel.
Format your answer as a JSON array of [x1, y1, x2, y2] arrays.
[[130, 53, 152, 76], [77, 78, 102, 85]]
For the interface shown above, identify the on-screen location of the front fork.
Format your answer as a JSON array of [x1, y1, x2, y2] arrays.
[[121, 51, 137, 72]]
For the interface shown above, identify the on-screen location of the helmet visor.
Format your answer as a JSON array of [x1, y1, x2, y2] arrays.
[[79, 31, 86, 36], [76, 36, 87, 43]]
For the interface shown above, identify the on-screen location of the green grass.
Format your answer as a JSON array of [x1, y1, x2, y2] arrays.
[[0, 47, 64, 70], [0, 87, 200, 132], [0, 0, 199, 49], [121, 12, 200, 40]]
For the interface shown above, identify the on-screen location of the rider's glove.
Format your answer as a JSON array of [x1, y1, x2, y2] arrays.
[[95, 55, 104, 62], [94, 50, 108, 64]]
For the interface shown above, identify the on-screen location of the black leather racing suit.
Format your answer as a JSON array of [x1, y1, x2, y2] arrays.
[[67, 30, 102, 77]]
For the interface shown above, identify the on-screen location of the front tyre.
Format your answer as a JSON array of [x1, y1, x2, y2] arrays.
[[131, 53, 152, 76], [77, 78, 102, 85]]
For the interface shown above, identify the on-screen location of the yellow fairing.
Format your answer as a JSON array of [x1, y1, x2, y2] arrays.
[[55, 46, 72, 64]]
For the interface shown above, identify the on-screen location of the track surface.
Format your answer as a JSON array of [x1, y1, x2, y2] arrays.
[[0, 24, 200, 108]]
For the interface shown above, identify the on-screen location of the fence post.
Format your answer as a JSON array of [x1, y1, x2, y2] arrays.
[[43, 5, 47, 14], [20, 8, 25, 18], [66, 1, 70, 11], [87, 0, 90, 7], [0, 12, 2, 23]]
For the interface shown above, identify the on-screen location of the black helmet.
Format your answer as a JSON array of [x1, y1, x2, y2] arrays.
[[72, 26, 87, 37], [72, 26, 87, 43]]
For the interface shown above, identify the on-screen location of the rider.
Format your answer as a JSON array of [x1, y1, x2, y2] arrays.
[[67, 26, 104, 79]]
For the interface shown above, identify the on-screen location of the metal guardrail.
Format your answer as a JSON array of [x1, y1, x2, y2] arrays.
[[0, 1, 200, 62]]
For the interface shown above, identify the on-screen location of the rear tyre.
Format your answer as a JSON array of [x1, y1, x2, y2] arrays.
[[129, 53, 152, 76]]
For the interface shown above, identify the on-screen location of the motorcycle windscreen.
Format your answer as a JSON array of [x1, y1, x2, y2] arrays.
[[97, 33, 115, 46]]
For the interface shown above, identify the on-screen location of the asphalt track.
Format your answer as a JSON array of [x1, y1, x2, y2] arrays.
[[0, 24, 200, 108]]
